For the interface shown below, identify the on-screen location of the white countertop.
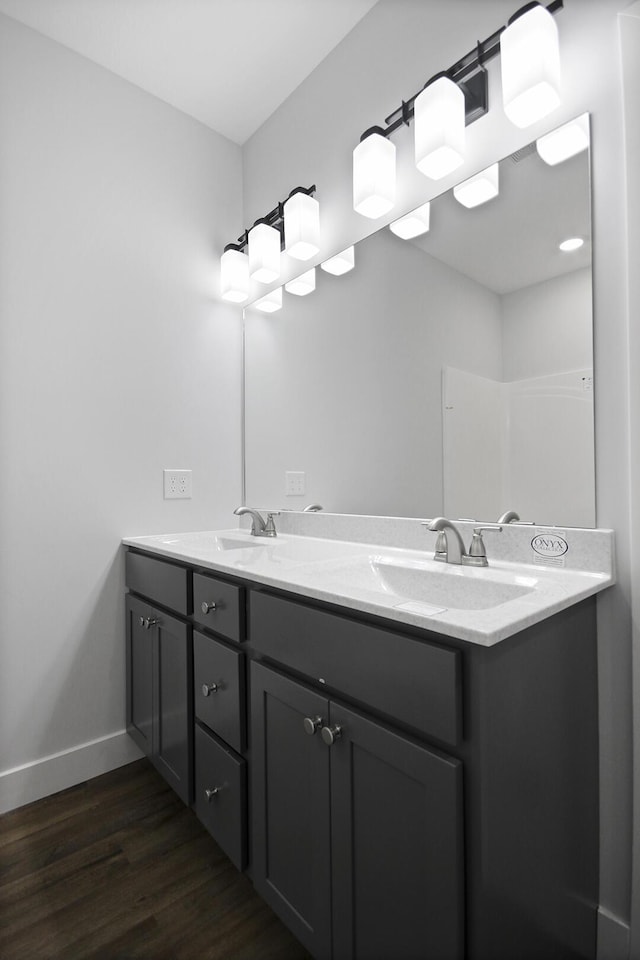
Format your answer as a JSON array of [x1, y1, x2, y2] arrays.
[[122, 527, 615, 646]]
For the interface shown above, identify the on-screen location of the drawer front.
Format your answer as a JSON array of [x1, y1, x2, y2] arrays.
[[194, 631, 245, 753], [193, 572, 244, 643], [249, 590, 461, 747], [194, 723, 246, 871], [125, 551, 190, 616]]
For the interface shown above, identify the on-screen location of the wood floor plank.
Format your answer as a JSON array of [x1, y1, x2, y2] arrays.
[[0, 759, 311, 960]]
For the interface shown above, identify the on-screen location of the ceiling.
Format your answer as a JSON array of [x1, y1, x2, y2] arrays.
[[410, 135, 591, 294], [0, 0, 378, 144]]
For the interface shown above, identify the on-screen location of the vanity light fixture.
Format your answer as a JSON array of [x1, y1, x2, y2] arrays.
[[220, 244, 250, 303], [221, 184, 317, 294], [352, 1, 562, 216], [389, 201, 431, 239], [453, 163, 500, 208], [320, 246, 355, 276], [501, 2, 562, 128], [284, 189, 320, 260], [536, 113, 589, 165], [415, 75, 465, 181], [353, 127, 396, 219], [559, 237, 584, 252], [253, 287, 283, 313], [285, 268, 316, 296], [248, 220, 282, 284]]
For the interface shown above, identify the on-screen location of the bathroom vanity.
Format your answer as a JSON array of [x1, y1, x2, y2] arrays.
[[123, 517, 614, 960]]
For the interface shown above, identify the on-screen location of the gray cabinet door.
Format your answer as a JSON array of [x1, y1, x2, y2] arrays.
[[153, 609, 193, 806], [126, 595, 154, 756], [329, 703, 464, 960], [126, 594, 193, 805], [251, 662, 332, 960]]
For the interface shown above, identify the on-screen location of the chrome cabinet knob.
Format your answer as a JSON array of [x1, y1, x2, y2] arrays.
[[201, 601, 217, 614], [138, 616, 146, 628], [202, 682, 220, 697], [303, 715, 324, 736], [321, 724, 342, 746], [205, 786, 223, 801], [139, 616, 159, 630]]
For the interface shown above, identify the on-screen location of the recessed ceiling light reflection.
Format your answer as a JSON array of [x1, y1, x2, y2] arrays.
[[559, 237, 584, 252], [389, 201, 431, 239]]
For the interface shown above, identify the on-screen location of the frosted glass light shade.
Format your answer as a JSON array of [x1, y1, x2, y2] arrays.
[[220, 246, 249, 303], [536, 114, 589, 165], [285, 268, 316, 296], [453, 163, 499, 208], [414, 76, 465, 181], [248, 221, 281, 283], [501, 3, 561, 129], [320, 246, 355, 276], [389, 201, 431, 239], [353, 130, 396, 219], [284, 192, 320, 261], [254, 287, 283, 313]]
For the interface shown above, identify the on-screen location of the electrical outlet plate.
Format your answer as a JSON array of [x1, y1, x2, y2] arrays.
[[285, 471, 306, 496], [164, 469, 192, 499]]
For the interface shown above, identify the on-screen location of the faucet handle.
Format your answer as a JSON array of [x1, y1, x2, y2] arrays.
[[468, 525, 503, 560]]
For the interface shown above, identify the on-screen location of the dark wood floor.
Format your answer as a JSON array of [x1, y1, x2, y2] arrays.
[[0, 759, 311, 959]]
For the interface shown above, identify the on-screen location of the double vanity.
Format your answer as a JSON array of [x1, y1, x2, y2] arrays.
[[123, 511, 614, 960]]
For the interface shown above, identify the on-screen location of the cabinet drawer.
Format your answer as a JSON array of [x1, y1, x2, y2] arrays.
[[194, 631, 245, 753], [249, 590, 461, 747], [125, 551, 190, 616], [194, 723, 246, 871], [193, 572, 244, 643]]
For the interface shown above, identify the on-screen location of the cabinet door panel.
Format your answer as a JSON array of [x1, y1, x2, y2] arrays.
[[154, 610, 193, 805], [330, 704, 464, 960], [251, 662, 332, 960], [126, 596, 154, 756]]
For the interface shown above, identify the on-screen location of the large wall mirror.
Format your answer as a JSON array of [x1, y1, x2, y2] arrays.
[[244, 114, 594, 527]]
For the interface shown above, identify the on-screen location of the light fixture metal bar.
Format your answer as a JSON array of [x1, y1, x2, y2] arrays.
[[378, 0, 563, 139]]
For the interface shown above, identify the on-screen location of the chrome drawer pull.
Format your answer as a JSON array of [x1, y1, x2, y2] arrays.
[[205, 785, 224, 801], [321, 724, 343, 746], [303, 716, 324, 736], [202, 681, 221, 697], [201, 601, 217, 614]]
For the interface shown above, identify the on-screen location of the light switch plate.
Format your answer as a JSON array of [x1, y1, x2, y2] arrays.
[[164, 469, 192, 499]]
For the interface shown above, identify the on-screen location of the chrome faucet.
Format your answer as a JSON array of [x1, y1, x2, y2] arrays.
[[302, 503, 323, 512], [233, 506, 279, 537], [424, 517, 469, 564], [497, 510, 520, 523], [423, 517, 502, 566]]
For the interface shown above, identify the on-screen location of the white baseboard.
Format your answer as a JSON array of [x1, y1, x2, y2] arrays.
[[598, 906, 631, 960], [0, 730, 144, 815]]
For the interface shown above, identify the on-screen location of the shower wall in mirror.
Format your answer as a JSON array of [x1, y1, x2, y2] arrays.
[[244, 116, 594, 527]]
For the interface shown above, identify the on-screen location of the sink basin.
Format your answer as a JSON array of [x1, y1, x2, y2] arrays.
[[293, 553, 536, 612], [156, 532, 267, 551], [370, 557, 535, 610]]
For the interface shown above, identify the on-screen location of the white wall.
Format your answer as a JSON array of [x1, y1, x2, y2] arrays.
[[0, 14, 243, 810], [242, 0, 635, 945], [502, 268, 593, 381]]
